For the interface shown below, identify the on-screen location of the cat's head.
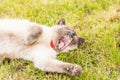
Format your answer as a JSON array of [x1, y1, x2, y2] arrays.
[[51, 18, 85, 52]]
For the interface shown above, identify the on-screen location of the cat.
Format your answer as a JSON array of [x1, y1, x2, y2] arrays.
[[0, 18, 85, 76]]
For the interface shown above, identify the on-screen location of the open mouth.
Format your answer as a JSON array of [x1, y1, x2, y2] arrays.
[[56, 35, 73, 50]]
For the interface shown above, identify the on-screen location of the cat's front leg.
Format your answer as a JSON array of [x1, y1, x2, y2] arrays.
[[24, 24, 42, 45], [34, 59, 82, 76]]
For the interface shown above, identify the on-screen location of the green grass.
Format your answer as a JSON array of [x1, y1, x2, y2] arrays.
[[0, 0, 120, 80]]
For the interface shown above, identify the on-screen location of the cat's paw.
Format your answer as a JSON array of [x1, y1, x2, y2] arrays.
[[63, 64, 82, 76]]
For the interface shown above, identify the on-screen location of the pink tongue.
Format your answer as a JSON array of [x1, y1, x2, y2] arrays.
[[58, 41, 65, 49]]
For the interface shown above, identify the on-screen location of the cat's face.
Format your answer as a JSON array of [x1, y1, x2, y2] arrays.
[[52, 18, 85, 52]]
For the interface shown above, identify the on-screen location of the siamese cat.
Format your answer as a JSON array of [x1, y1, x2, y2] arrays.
[[0, 18, 85, 76]]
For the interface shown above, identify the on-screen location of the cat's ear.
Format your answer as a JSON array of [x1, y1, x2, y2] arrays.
[[57, 18, 66, 25], [78, 37, 85, 46]]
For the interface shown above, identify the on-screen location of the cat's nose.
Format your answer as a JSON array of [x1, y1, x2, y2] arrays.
[[72, 32, 76, 36], [71, 31, 76, 37]]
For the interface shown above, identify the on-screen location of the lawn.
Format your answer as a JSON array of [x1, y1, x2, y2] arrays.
[[0, 0, 120, 80]]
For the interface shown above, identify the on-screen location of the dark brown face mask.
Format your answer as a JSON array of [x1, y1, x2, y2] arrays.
[[53, 18, 85, 52]]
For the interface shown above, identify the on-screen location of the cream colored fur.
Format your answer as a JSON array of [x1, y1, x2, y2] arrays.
[[0, 19, 82, 76]]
